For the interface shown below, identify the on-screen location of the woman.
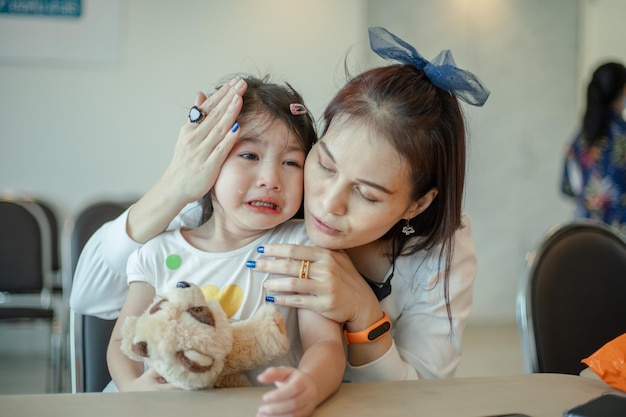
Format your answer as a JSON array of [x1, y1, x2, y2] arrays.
[[562, 62, 626, 231], [70, 27, 489, 383]]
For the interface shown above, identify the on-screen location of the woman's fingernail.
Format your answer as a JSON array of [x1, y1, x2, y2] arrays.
[[257, 246, 264, 253], [265, 296, 275, 303], [234, 78, 245, 90], [229, 77, 240, 87], [231, 121, 239, 133], [246, 260, 256, 268]]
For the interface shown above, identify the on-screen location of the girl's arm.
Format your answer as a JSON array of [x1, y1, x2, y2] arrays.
[[106, 281, 172, 391], [256, 309, 345, 417]]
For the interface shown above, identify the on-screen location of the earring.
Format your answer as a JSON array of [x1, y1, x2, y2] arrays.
[[402, 219, 415, 236]]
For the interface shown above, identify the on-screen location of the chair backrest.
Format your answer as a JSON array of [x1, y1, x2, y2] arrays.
[[70, 312, 117, 392], [517, 220, 626, 374], [33, 200, 62, 276], [69, 201, 134, 275], [67, 199, 133, 393], [0, 199, 62, 392], [0, 200, 51, 295]]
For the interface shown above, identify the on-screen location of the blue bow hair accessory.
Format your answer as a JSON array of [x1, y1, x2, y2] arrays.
[[368, 27, 490, 106]]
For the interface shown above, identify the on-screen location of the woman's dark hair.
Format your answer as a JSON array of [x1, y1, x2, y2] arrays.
[[200, 75, 317, 222], [582, 62, 626, 144], [322, 64, 467, 323]]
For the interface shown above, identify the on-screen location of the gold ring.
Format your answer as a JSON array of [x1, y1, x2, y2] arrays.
[[299, 260, 311, 279]]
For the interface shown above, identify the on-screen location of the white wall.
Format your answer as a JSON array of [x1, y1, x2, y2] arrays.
[[366, 0, 580, 324], [579, 0, 626, 101], [1, 0, 624, 325], [0, 0, 367, 216]]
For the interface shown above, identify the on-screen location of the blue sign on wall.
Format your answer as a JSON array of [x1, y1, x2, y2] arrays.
[[0, 0, 81, 18]]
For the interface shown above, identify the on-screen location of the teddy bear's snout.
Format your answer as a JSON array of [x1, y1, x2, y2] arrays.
[[132, 341, 149, 358], [176, 350, 214, 373]]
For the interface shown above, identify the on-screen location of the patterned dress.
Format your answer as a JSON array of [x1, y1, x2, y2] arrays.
[[562, 113, 626, 232]]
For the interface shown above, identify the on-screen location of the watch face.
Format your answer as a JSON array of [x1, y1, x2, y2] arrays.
[[368, 321, 391, 341]]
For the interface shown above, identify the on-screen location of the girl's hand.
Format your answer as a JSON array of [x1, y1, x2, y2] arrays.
[[122, 368, 177, 392], [256, 367, 319, 417], [253, 244, 382, 330]]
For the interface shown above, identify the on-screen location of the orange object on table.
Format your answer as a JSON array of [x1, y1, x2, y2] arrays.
[[582, 332, 626, 392]]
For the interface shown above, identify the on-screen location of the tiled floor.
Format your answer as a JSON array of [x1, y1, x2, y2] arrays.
[[0, 321, 526, 395]]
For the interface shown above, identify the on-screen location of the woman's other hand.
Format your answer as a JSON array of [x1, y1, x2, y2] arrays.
[[127, 78, 247, 243]]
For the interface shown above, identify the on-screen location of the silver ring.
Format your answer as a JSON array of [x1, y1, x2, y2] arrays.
[[189, 106, 206, 123]]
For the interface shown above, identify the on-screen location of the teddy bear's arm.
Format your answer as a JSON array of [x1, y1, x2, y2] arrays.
[[221, 305, 290, 375]]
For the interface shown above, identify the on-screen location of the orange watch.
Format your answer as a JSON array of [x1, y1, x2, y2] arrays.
[[343, 312, 392, 344]]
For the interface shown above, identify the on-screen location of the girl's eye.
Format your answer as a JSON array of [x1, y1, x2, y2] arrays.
[[284, 160, 303, 168], [241, 152, 259, 161]]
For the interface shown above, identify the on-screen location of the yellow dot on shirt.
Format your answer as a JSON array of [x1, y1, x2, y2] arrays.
[[165, 254, 182, 270]]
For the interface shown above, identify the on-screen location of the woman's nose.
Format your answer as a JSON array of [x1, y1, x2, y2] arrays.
[[320, 181, 347, 215]]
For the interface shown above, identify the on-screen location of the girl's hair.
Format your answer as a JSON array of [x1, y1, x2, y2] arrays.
[[322, 64, 467, 322], [200, 75, 317, 222], [582, 62, 626, 144]]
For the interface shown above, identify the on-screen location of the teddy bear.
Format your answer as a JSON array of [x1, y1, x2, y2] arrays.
[[120, 280, 290, 390]]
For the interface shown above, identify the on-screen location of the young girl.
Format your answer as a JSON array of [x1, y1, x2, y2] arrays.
[[106, 76, 345, 417]]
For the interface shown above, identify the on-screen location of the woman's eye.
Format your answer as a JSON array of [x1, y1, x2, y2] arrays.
[[318, 160, 334, 173], [356, 188, 378, 203]]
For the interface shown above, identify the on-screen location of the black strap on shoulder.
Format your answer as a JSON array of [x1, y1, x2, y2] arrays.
[[360, 239, 397, 301]]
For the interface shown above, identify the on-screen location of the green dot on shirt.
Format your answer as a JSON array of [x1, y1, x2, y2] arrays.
[[165, 254, 182, 270]]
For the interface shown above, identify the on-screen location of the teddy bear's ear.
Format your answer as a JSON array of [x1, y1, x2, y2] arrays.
[[149, 298, 166, 314], [187, 306, 215, 326], [132, 341, 149, 358]]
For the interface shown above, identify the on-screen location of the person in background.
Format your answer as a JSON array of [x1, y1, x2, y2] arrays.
[[561, 62, 626, 232], [71, 27, 489, 392]]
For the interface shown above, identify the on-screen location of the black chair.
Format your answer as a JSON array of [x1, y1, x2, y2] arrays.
[[0, 199, 63, 392], [65, 199, 134, 392], [516, 220, 626, 375]]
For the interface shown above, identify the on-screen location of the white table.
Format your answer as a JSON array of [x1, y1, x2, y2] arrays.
[[0, 373, 619, 417]]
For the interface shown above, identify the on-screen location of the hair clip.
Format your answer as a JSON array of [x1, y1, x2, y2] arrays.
[[290, 103, 307, 115], [368, 27, 490, 107]]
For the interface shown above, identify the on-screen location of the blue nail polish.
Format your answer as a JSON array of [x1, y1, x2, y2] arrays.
[[265, 296, 275, 303], [231, 122, 239, 133], [257, 246, 264, 253], [246, 260, 256, 268]]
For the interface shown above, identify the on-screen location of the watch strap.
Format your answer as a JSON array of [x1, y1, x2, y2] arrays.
[[343, 311, 391, 344]]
